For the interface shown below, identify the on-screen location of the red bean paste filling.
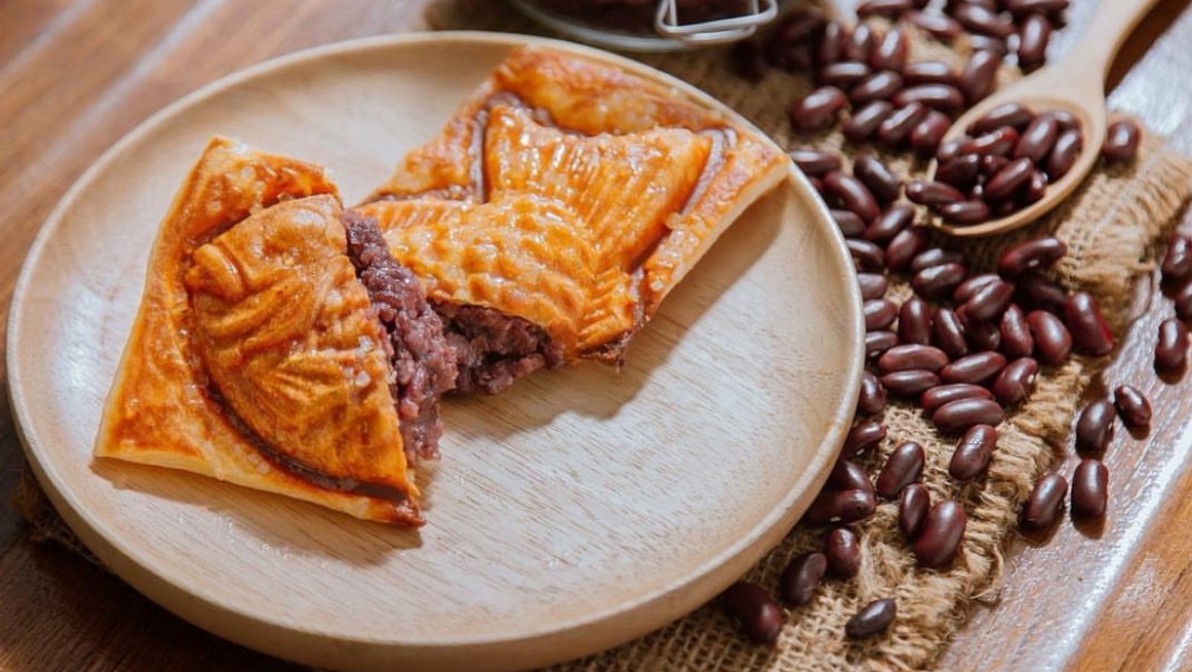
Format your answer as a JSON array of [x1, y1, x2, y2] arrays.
[[434, 302, 565, 395], [342, 209, 459, 462]]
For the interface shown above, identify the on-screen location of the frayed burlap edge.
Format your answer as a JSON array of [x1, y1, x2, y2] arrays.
[[14, 2, 1192, 671]]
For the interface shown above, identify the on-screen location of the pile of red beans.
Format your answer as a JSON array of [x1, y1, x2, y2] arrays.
[[716, 1, 1159, 646]]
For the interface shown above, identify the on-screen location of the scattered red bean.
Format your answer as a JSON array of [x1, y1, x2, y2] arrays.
[[886, 226, 932, 271], [899, 483, 931, 539], [845, 598, 897, 639], [1113, 384, 1152, 429], [949, 424, 998, 481], [790, 148, 842, 176], [805, 488, 878, 525], [932, 397, 1005, 433], [780, 552, 828, 606], [1027, 310, 1073, 365], [1161, 234, 1192, 286], [914, 499, 967, 567], [999, 305, 1035, 359], [879, 343, 950, 373], [1075, 398, 1115, 457], [921, 383, 993, 414], [719, 582, 784, 644], [844, 101, 895, 143], [825, 527, 862, 578], [1070, 459, 1109, 519], [881, 369, 942, 397], [855, 154, 905, 205], [857, 272, 888, 301], [858, 370, 887, 416], [1103, 118, 1142, 163], [1063, 291, 1114, 357], [958, 49, 1002, 103], [875, 441, 926, 499], [790, 86, 849, 131], [1021, 472, 1067, 532], [829, 459, 875, 495], [843, 420, 888, 458], [899, 296, 934, 345], [992, 357, 1039, 406], [1156, 318, 1189, 372]]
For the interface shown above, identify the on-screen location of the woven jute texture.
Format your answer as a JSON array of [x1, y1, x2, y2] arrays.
[[14, 1, 1192, 670]]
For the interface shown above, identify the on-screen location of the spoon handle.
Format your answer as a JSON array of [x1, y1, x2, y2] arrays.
[[1059, 0, 1162, 82]]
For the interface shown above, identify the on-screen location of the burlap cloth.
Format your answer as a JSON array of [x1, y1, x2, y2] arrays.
[[13, 1, 1192, 670]]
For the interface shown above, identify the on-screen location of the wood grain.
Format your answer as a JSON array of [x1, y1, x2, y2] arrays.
[[1, 1, 1192, 671]]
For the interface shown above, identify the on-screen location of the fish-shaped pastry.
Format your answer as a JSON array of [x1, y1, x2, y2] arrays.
[[363, 46, 787, 391], [95, 137, 456, 525]]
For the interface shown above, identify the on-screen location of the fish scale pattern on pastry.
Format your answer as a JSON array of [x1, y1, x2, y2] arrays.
[[365, 46, 787, 363], [95, 137, 426, 525]]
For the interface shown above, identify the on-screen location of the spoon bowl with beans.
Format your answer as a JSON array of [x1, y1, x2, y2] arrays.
[[924, 0, 1159, 238]]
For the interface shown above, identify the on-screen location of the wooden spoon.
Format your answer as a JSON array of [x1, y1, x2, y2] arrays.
[[927, 0, 1161, 238]]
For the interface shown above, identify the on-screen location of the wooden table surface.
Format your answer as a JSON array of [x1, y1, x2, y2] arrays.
[[1, 1, 1190, 670]]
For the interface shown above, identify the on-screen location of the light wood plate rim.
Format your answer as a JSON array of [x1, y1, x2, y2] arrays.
[[7, 31, 865, 671]]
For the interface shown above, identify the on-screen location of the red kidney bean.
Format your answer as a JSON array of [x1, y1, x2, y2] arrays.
[[899, 483, 930, 539], [850, 71, 905, 106], [871, 28, 909, 72], [964, 278, 1014, 322], [849, 239, 886, 271], [732, 41, 769, 82], [933, 307, 970, 359], [978, 154, 1010, 179], [907, 179, 966, 207], [879, 344, 949, 373], [865, 298, 898, 331], [983, 157, 1034, 203], [790, 148, 843, 176], [1021, 472, 1067, 532], [719, 582, 783, 644], [914, 261, 968, 299], [910, 110, 951, 154], [921, 383, 992, 413], [825, 527, 862, 578], [805, 488, 877, 525], [954, 273, 1000, 304], [843, 420, 887, 458], [893, 84, 965, 112], [932, 397, 1005, 433], [857, 371, 887, 416], [1016, 275, 1068, 313], [1014, 115, 1060, 164], [1047, 128, 1083, 180], [1162, 234, 1192, 285], [844, 101, 894, 142], [1006, 0, 1070, 18], [858, 0, 913, 18], [1113, 384, 1152, 428], [949, 424, 998, 481], [875, 441, 926, 500], [1156, 318, 1189, 372], [1075, 398, 1115, 457], [938, 200, 992, 225], [936, 154, 982, 190], [832, 209, 867, 238], [1176, 281, 1192, 322], [899, 296, 934, 345], [830, 459, 875, 495], [907, 11, 962, 40], [969, 102, 1036, 135], [958, 49, 1002, 103], [844, 23, 878, 63], [1071, 459, 1108, 519], [903, 60, 957, 86], [845, 598, 897, 640], [790, 86, 849, 131], [1103, 118, 1142, 163], [858, 272, 888, 301], [780, 552, 827, 606], [911, 247, 964, 273], [936, 137, 965, 163], [997, 236, 1067, 279], [1038, 108, 1079, 132], [1023, 170, 1048, 205], [999, 305, 1035, 359], [967, 35, 1008, 57], [914, 499, 966, 567], [817, 60, 873, 88], [960, 127, 1020, 157], [1017, 14, 1052, 70], [964, 316, 1002, 351], [881, 369, 941, 397], [826, 171, 882, 223], [886, 226, 932, 272], [867, 330, 900, 358], [1027, 310, 1072, 364], [940, 351, 1007, 385], [992, 356, 1039, 406], [855, 155, 905, 205], [816, 21, 848, 66], [877, 103, 929, 147], [1063, 291, 1114, 357], [955, 4, 1017, 36]]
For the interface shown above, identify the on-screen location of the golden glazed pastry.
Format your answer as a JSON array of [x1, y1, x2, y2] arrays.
[[364, 46, 787, 388], [95, 137, 457, 525]]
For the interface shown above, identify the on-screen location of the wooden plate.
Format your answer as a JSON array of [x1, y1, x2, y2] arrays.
[[6, 32, 863, 672]]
